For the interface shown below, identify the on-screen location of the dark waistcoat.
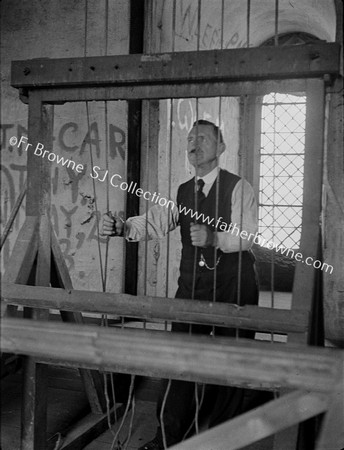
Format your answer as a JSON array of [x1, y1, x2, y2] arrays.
[[176, 169, 252, 294]]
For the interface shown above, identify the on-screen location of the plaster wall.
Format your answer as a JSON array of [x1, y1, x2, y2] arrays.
[[1, 0, 130, 292]]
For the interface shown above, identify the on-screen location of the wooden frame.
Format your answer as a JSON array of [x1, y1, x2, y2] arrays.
[[11, 43, 340, 89], [4, 42, 341, 449], [2, 281, 308, 335]]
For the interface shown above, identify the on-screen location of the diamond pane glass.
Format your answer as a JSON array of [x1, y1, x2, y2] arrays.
[[261, 133, 305, 155], [259, 93, 306, 249]]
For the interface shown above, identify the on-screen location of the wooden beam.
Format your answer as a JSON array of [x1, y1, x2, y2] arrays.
[[273, 78, 326, 450], [239, 95, 261, 194], [11, 43, 340, 89], [20, 92, 53, 450], [21, 359, 48, 450], [50, 227, 75, 291], [12, 79, 321, 104], [316, 388, 344, 450], [125, 99, 141, 295], [34, 215, 51, 294], [51, 227, 106, 415], [169, 390, 330, 450], [0, 179, 27, 250], [2, 318, 343, 393], [291, 79, 325, 343], [58, 404, 125, 450], [2, 216, 38, 285], [25, 94, 52, 216], [1, 282, 308, 334]]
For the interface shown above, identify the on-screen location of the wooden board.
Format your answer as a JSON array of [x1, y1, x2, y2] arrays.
[[272, 74, 327, 450], [11, 79, 325, 103], [169, 390, 330, 450], [2, 318, 343, 393], [11, 43, 340, 89], [291, 80, 325, 333], [20, 92, 53, 450], [59, 405, 125, 450], [0, 180, 27, 250], [316, 388, 344, 450], [2, 216, 38, 285], [2, 282, 309, 334]]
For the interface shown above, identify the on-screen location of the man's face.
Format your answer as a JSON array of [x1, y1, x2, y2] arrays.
[[187, 124, 224, 172]]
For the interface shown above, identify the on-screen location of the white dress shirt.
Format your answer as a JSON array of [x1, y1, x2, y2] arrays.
[[125, 167, 257, 253]]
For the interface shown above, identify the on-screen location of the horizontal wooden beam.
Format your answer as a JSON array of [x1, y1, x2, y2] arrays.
[[11, 44, 340, 90], [2, 318, 343, 393], [1, 283, 308, 333], [170, 390, 330, 450], [26, 79, 311, 103]]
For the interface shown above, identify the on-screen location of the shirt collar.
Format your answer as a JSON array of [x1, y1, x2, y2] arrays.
[[197, 167, 219, 185]]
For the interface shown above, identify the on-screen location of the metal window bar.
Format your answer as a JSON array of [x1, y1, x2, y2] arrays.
[[212, 0, 226, 339], [165, 0, 177, 310]]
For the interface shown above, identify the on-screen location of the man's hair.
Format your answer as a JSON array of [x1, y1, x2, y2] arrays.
[[192, 119, 224, 143]]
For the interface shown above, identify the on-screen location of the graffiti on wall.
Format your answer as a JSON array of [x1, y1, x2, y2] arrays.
[[1, 122, 126, 160], [0, 121, 126, 275], [176, 0, 247, 50]]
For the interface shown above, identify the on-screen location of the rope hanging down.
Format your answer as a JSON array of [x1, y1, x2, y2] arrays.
[[159, 2, 177, 445], [83, 0, 129, 444]]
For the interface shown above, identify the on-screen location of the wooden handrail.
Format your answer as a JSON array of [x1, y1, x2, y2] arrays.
[[2, 318, 343, 393], [2, 282, 308, 333]]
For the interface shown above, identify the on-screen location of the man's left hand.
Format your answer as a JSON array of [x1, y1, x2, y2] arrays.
[[190, 223, 215, 247]]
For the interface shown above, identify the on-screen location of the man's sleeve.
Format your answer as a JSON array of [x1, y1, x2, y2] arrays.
[[216, 179, 258, 252], [125, 201, 179, 241]]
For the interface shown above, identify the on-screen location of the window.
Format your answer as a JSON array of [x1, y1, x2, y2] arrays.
[[258, 93, 306, 249]]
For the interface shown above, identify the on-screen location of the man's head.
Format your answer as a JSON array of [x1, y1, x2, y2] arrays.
[[187, 120, 226, 176]]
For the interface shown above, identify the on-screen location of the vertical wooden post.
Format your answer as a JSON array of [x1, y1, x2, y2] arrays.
[[124, 0, 145, 295], [21, 91, 53, 450], [239, 95, 261, 195], [273, 79, 325, 450], [21, 362, 49, 450], [323, 0, 344, 348], [290, 78, 325, 338]]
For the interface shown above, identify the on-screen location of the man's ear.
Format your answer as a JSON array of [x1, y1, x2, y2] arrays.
[[219, 142, 226, 155]]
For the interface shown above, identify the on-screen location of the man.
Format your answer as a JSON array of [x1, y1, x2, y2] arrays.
[[102, 120, 259, 449]]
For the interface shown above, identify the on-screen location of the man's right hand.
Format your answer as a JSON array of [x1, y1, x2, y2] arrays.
[[101, 213, 124, 237]]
